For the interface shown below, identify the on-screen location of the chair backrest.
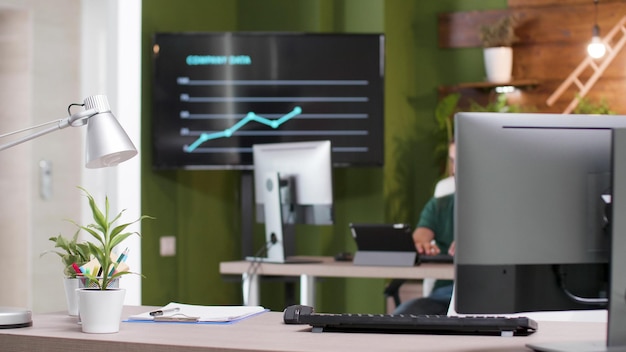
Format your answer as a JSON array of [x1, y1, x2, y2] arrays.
[[433, 176, 455, 198]]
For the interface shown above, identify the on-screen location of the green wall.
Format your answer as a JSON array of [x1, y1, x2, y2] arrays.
[[141, 0, 506, 313]]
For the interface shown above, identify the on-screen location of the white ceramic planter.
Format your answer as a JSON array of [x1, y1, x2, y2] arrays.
[[483, 46, 513, 83], [78, 288, 126, 333], [63, 278, 80, 316]]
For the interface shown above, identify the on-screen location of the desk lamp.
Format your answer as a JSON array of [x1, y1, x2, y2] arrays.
[[0, 94, 137, 328]]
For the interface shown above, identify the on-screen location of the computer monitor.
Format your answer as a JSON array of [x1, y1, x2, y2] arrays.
[[250, 140, 333, 263], [454, 112, 626, 351]]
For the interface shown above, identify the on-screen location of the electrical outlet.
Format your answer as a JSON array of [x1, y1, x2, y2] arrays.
[[160, 236, 176, 257]]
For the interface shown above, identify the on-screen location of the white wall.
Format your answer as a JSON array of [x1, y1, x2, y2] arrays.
[[0, 4, 36, 311], [0, 0, 83, 313], [0, 0, 142, 313]]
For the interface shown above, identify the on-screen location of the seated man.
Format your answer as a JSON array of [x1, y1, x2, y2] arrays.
[[393, 141, 455, 316]]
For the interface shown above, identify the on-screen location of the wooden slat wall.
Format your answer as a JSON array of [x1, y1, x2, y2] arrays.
[[438, 0, 626, 114]]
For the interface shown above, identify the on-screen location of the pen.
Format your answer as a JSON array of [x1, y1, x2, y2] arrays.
[[149, 307, 180, 316], [109, 247, 129, 276], [71, 263, 82, 274], [118, 247, 129, 263]]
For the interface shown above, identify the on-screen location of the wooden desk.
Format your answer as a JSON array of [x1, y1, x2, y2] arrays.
[[0, 306, 609, 352], [219, 256, 454, 306]]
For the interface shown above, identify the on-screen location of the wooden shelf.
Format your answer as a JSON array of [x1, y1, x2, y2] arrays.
[[438, 79, 540, 95]]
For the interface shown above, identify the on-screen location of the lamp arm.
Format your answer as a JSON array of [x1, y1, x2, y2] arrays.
[[0, 108, 97, 152]]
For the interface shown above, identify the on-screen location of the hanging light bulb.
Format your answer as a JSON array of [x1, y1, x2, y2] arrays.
[[587, 24, 606, 58], [587, 0, 606, 59]]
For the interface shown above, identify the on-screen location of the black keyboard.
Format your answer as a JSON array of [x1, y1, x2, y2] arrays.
[[283, 305, 538, 336], [418, 253, 454, 264]]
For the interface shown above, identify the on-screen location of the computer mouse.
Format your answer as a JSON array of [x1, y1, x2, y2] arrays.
[[283, 304, 314, 324], [334, 252, 353, 262]]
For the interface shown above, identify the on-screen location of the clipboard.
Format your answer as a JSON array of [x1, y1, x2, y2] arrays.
[[126, 302, 268, 324]]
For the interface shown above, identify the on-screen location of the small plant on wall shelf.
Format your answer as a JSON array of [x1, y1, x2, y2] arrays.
[[479, 14, 521, 83]]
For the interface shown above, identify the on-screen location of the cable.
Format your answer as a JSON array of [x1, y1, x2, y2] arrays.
[[67, 102, 84, 115], [594, 0, 599, 27], [246, 239, 273, 276], [553, 265, 608, 306], [244, 237, 278, 305]]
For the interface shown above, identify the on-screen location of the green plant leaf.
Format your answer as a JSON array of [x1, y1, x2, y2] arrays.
[[41, 229, 94, 278], [479, 14, 520, 48], [78, 186, 107, 230], [573, 94, 615, 115], [73, 186, 154, 289]]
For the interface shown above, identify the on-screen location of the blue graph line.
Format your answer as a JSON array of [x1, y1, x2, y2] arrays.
[[185, 106, 302, 152]]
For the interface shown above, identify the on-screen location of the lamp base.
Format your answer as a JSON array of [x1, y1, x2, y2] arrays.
[[0, 307, 32, 329]]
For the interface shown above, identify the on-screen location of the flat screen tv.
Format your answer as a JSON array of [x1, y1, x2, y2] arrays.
[[151, 32, 385, 170]]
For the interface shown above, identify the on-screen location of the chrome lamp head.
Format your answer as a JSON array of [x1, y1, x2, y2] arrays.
[[82, 95, 137, 168]]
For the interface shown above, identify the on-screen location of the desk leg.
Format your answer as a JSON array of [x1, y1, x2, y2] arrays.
[[242, 272, 260, 306], [300, 275, 315, 306]]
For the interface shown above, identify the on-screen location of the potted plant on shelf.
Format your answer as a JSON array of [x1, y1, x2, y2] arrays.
[[71, 186, 153, 333], [41, 231, 92, 316], [479, 14, 520, 83], [573, 94, 616, 115]]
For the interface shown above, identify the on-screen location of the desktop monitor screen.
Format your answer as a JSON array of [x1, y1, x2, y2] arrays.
[[454, 112, 626, 315]]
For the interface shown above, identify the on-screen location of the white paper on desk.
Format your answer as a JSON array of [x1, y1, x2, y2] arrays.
[[127, 302, 267, 322]]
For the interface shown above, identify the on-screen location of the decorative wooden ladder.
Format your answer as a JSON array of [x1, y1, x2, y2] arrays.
[[546, 15, 626, 114]]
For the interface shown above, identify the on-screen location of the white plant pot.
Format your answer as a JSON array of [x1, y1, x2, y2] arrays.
[[63, 277, 80, 316], [78, 288, 126, 333], [483, 46, 513, 83]]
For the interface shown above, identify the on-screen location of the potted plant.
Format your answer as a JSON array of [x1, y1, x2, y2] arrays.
[[72, 186, 153, 333], [43, 231, 91, 278], [478, 14, 520, 83], [573, 94, 615, 115], [41, 231, 92, 316]]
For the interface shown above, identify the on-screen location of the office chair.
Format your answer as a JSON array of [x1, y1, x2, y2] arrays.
[[384, 176, 455, 310]]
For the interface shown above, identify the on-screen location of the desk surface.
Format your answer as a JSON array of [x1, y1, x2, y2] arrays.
[[219, 256, 455, 280], [0, 306, 608, 352]]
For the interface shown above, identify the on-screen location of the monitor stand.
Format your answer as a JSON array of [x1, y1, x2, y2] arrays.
[[245, 172, 320, 264], [527, 128, 626, 352]]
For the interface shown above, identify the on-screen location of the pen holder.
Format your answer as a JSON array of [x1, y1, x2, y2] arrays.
[[78, 276, 120, 289]]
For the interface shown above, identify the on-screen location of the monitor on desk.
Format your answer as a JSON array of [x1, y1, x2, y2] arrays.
[[250, 140, 333, 263], [454, 112, 626, 351]]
